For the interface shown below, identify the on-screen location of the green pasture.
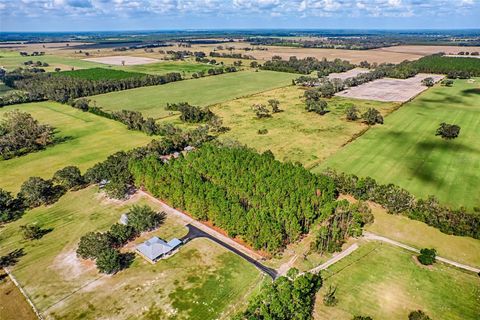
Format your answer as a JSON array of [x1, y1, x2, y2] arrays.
[[315, 242, 480, 320], [114, 61, 213, 76], [88, 70, 297, 119], [206, 86, 397, 168], [0, 187, 261, 319], [314, 79, 480, 209], [0, 52, 103, 72], [56, 67, 145, 80], [0, 102, 151, 193]]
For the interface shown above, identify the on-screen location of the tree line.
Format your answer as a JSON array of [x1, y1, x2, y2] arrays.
[[323, 169, 480, 239], [130, 144, 337, 253], [261, 56, 354, 76]]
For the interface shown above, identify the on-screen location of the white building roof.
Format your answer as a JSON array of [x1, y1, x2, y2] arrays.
[[136, 236, 182, 261]]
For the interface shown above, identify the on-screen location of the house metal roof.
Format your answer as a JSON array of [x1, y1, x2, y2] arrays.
[[136, 236, 181, 261]]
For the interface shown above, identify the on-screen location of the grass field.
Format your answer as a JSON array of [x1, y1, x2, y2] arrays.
[[314, 242, 480, 320], [0, 52, 103, 72], [57, 67, 145, 80], [89, 70, 297, 119], [0, 187, 262, 320], [0, 101, 151, 192], [314, 79, 480, 209], [0, 271, 37, 320], [207, 86, 397, 168], [113, 61, 214, 76], [0, 82, 15, 96]]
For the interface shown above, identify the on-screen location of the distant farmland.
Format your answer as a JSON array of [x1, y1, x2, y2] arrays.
[[315, 78, 480, 209], [57, 67, 146, 80], [89, 70, 297, 118]]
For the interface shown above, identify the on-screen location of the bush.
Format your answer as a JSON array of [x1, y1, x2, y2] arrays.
[[362, 108, 383, 125], [18, 177, 61, 208], [353, 316, 373, 320], [435, 123, 460, 139], [257, 128, 268, 135], [345, 106, 359, 121], [418, 248, 436, 265], [53, 166, 84, 190], [95, 248, 122, 274], [76, 232, 113, 260], [127, 205, 165, 233], [408, 310, 431, 320], [323, 285, 338, 306], [421, 77, 435, 87], [251, 104, 271, 118], [20, 224, 47, 240]]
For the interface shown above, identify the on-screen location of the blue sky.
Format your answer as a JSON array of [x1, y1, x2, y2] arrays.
[[0, 0, 479, 32]]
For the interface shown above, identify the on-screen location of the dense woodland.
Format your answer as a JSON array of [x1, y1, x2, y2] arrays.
[[2, 69, 182, 103], [324, 169, 480, 239], [130, 144, 337, 252], [261, 56, 354, 75]]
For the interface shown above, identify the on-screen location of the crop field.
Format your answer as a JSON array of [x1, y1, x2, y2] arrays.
[[335, 74, 444, 102], [0, 187, 262, 320], [412, 55, 480, 76], [0, 102, 151, 192], [56, 67, 146, 80], [89, 70, 297, 118], [315, 78, 480, 209], [0, 52, 104, 72], [314, 242, 480, 320], [205, 86, 397, 168], [0, 271, 37, 320], [114, 61, 214, 76], [83, 55, 160, 65]]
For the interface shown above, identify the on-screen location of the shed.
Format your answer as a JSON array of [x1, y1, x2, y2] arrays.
[[119, 214, 129, 225]]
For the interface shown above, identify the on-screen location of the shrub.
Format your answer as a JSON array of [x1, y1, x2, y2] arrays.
[[20, 224, 47, 240], [53, 166, 84, 190], [127, 205, 166, 233], [257, 128, 268, 135], [0, 188, 24, 223], [353, 316, 373, 320], [268, 99, 282, 113], [251, 104, 271, 118], [345, 106, 359, 121], [441, 79, 454, 87], [435, 123, 460, 139], [421, 77, 435, 87], [362, 108, 383, 125], [408, 310, 431, 320], [418, 248, 436, 265], [95, 248, 122, 274], [323, 285, 338, 306]]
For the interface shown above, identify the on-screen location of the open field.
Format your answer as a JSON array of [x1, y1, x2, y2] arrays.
[[0, 102, 151, 192], [315, 78, 480, 209], [336, 74, 444, 102], [328, 68, 369, 80], [89, 70, 297, 119], [314, 242, 480, 320], [83, 55, 160, 65], [204, 86, 397, 168], [0, 187, 262, 320], [113, 61, 214, 76], [57, 67, 146, 80], [0, 51, 104, 72], [0, 271, 37, 320]]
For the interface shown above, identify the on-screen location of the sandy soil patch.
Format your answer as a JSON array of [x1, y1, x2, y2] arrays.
[[335, 73, 444, 102], [51, 249, 96, 279], [328, 68, 370, 80], [83, 55, 160, 65]]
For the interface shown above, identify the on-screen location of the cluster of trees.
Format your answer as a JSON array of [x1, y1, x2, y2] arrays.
[[323, 169, 480, 239], [251, 99, 282, 118], [233, 269, 322, 320], [166, 102, 216, 123], [209, 52, 256, 60], [130, 144, 337, 252], [304, 89, 329, 115], [345, 106, 383, 125], [77, 205, 165, 274], [23, 60, 49, 67], [412, 54, 480, 78], [0, 91, 45, 107], [247, 37, 402, 50], [19, 51, 45, 56], [0, 110, 56, 160], [261, 56, 354, 75], [311, 201, 373, 254], [3, 70, 182, 103], [436, 123, 460, 140]]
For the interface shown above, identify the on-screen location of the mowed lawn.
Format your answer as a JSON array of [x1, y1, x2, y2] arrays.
[[89, 70, 297, 119], [314, 242, 480, 320], [0, 188, 262, 320], [207, 86, 397, 168], [0, 102, 151, 192], [315, 79, 480, 209]]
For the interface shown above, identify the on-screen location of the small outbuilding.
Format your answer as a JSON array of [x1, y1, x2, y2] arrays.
[[136, 236, 182, 263], [119, 214, 129, 225]]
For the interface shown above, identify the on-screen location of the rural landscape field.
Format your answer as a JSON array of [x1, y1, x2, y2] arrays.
[[1, 1, 479, 320]]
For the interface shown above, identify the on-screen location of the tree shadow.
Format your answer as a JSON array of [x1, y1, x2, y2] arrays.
[[0, 248, 25, 268], [120, 252, 135, 270], [461, 88, 480, 96]]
